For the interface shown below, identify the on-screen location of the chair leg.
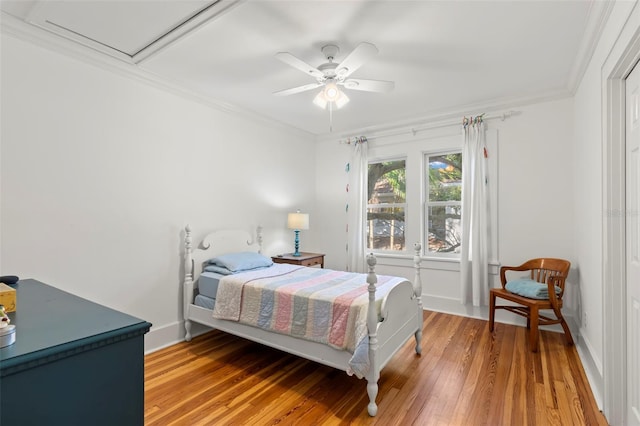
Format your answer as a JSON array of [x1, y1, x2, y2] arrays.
[[529, 306, 539, 352], [547, 303, 575, 347], [489, 291, 496, 332], [554, 308, 575, 346], [560, 318, 574, 346]]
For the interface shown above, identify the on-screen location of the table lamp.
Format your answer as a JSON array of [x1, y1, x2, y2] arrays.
[[287, 210, 309, 257]]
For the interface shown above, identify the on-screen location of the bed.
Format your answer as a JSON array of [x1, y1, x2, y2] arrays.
[[182, 225, 423, 416]]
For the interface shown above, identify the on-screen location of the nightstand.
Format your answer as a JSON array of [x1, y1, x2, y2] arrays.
[[272, 252, 325, 268]]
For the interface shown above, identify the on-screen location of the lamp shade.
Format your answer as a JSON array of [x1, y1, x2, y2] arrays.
[[324, 83, 340, 101], [312, 83, 350, 110], [334, 90, 349, 109], [313, 91, 328, 109], [287, 212, 309, 230]]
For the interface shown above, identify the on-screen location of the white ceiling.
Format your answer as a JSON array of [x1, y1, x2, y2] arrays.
[[1, 0, 604, 136]]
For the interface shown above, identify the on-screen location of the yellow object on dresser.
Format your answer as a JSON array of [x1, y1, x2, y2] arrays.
[[0, 283, 16, 312]]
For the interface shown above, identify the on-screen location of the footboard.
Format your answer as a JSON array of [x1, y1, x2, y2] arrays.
[[377, 280, 421, 366], [368, 243, 423, 364], [365, 243, 422, 416]]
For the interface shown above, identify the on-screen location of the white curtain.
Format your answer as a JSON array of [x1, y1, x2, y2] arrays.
[[347, 139, 368, 273], [460, 120, 489, 306]]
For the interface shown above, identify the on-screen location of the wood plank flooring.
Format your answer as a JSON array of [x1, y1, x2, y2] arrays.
[[145, 311, 608, 425]]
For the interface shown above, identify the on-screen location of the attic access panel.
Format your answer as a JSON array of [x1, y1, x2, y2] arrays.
[[24, 0, 238, 63]]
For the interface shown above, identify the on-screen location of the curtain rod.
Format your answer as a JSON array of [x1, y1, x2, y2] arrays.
[[339, 110, 518, 144]]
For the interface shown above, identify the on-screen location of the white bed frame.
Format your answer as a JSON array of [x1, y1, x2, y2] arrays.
[[182, 225, 423, 416]]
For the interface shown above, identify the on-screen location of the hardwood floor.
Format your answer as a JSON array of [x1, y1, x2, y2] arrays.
[[145, 311, 608, 425]]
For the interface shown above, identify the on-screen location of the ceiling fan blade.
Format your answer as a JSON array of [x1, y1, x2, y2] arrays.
[[275, 52, 324, 80], [335, 42, 378, 78], [273, 82, 323, 96], [342, 78, 394, 93]]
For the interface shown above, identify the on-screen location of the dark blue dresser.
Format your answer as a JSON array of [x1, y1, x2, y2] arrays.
[[0, 279, 151, 426]]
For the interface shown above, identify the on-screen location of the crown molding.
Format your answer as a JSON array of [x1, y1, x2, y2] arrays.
[[566, 0, 616, 94], [316, 0, 613, 143], [315, 88, 573, 143], [1, 12, 314, 141]]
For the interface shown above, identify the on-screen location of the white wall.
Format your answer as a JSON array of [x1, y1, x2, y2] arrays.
[[314, 98, 575, 317], [572, 0, 639, 414], [0, 34, 316, 352], [573, 21, 606, 387]]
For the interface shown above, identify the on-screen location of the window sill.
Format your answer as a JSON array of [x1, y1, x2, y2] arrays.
[[370, 251, 460, 262], [371, 251, 500, 273]]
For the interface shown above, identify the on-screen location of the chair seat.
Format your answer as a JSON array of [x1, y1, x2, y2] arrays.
[[490, 287, 563, 310]]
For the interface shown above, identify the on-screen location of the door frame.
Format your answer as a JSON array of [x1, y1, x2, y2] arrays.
[[603, 8, 640, 425]]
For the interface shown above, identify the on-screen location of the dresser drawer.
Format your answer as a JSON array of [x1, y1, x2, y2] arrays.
[[300, 257, 323, 267]]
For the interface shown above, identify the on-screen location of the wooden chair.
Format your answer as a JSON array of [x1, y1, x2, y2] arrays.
[[489, 258, 573, 352]]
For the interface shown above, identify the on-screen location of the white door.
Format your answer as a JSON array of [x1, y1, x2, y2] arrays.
[[626, 60, 640, 426]]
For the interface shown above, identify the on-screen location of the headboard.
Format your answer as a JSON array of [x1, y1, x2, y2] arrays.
[[183, 225, 263, 322], [185, 225, 263, 283]]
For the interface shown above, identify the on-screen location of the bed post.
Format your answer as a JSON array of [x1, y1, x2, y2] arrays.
[[184, 225, 194, 341], [365, 253, 379, 417], [413, 243, 423, 354]]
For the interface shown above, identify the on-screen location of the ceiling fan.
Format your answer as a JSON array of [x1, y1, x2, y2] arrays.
[[273, 42, 394, 111]]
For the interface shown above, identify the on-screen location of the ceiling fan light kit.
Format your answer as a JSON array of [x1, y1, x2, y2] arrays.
[[274, 42, 394, 131], [313, 82, 349, 110], [324, 83, 339, 100]]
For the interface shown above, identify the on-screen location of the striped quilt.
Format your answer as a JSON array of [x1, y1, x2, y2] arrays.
[[212, 263, 409, 376]]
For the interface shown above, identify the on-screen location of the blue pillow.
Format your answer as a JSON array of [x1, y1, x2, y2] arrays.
[[203, 265, 233, 275], [505, 278, 562, 300], [203, 264, 271, 275], [207, 251, 273, 273]]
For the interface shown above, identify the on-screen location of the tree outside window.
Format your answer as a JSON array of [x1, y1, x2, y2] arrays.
[[367, 159, 406, 251], [425, 152, 462, 254]]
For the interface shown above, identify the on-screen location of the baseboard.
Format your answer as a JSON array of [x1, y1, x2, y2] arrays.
[[576, 327, 604, 410], [422, 294, 488, 320], [144, 320, 212, 354], [422, 294, 577, 333]]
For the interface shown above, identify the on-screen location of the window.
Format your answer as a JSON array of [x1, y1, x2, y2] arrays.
[[425, 152, 462, 255], [367, 159, 406, 251]]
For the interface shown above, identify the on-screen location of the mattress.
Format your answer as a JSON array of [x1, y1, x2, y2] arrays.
[[198, 271, 225, 299], [194, 294, 215, 310]]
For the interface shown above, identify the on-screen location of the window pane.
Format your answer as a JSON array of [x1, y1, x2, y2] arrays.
[[366, 206, 405, 250], [428, 154, 462, 202], [368, 160, 406, 204], [367, 159, 406, 252], [427, 205, 461, 253]]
